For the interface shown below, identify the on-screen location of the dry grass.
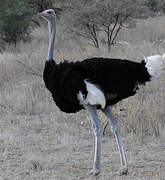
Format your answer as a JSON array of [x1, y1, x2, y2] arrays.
[[0, 16, 165, 179]]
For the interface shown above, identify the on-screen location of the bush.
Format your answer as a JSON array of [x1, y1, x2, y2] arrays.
[[27, 0, 54, 13], [145, 0, 161, 12], [144, 0, 165, 15], [0, 0, 33, 45]]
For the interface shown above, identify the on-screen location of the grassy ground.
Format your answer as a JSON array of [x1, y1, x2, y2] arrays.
[[0, 16, 165, 179]]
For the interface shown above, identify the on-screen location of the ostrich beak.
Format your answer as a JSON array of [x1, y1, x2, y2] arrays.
[[38, 12, 48, 17]]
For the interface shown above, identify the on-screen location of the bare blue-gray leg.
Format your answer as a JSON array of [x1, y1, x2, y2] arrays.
[[103, 106, 128, 175], [84, 105, 102, 176]]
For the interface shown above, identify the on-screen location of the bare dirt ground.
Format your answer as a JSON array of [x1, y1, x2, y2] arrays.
[[0, 111, 165, 180], [1, 16, 165, 180]]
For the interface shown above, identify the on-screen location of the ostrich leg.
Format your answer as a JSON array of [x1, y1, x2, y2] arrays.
[[84, 105, 102, 176], [103, 106, 128, 175]]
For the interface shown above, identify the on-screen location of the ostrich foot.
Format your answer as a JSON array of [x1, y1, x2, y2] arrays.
[[119, 167, 129, 176], [89, 168, 100, 176]]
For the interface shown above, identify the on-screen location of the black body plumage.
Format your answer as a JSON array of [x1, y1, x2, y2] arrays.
[[43, 57, 151, 113]]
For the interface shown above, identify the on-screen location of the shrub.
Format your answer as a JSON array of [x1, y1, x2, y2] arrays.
[[0, 0, 33, 45], [27, 0, 54, 13]]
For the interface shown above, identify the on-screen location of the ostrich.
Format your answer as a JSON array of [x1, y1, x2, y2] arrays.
[[39, 9, 165, 176]]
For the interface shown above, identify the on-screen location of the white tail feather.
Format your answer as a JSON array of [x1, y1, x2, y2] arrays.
[[77, 80, 106, 109], [144, 54, 165, 79]]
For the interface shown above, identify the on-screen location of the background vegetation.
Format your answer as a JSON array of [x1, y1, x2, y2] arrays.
[[0, 0, 165, 179], [0, 0, 165, 48]]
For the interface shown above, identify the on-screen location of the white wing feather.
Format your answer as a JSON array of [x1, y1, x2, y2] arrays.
[[77, 80, 106, 109]]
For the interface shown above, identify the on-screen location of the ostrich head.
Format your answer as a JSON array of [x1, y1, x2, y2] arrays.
[[39, 9, 56, 23]]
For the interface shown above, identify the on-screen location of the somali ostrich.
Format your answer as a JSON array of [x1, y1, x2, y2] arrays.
[[39, 9, 165, 176]]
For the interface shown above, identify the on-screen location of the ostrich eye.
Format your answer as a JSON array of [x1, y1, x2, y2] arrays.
[[48, 11, 51, 14]]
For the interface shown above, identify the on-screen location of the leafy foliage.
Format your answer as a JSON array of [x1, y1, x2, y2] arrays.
[[144, 0, 165, 15], [145, 0, 162, 12], [0, 0, 33, 45], [26, 0, 54, 13]]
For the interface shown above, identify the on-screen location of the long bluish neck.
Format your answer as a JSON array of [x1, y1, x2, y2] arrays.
[[47, 17, 56, 61]]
